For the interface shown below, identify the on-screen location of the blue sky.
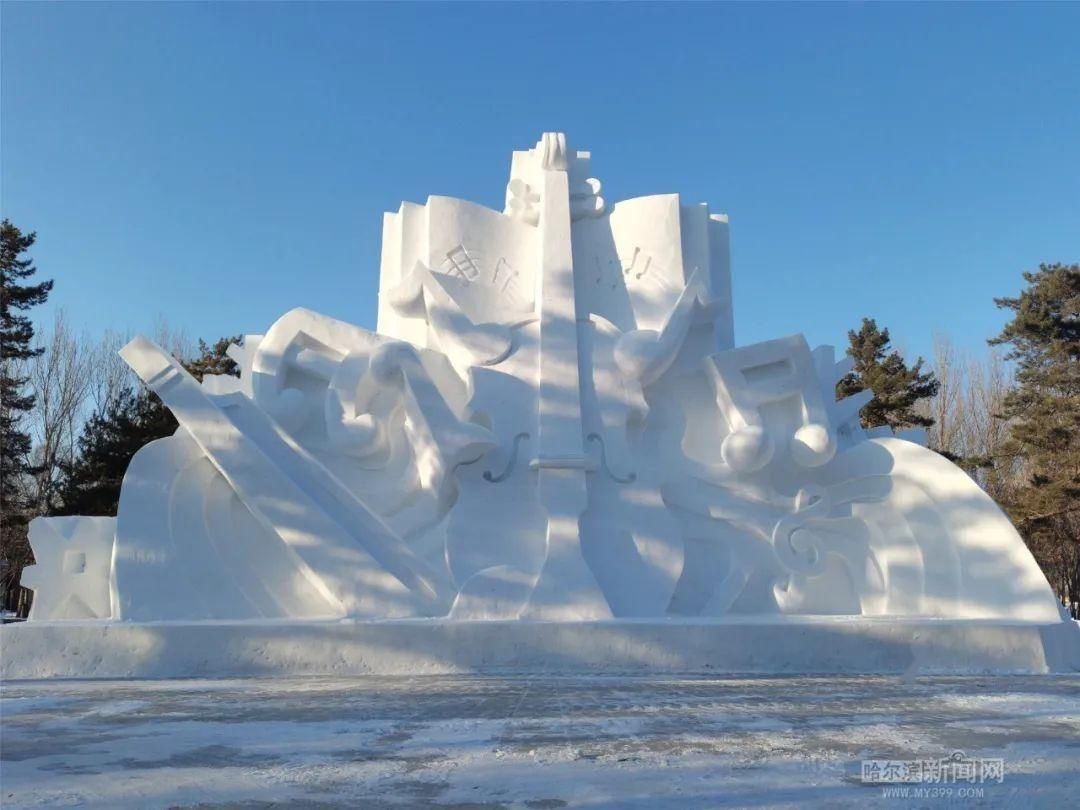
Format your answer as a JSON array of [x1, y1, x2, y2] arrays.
[[3, 2, 1078, 363]]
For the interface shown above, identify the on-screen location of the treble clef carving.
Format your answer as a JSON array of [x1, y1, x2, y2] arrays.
[[771, 485, 831, 575]]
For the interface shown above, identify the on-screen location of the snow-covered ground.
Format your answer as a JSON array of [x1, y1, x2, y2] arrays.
[[2, 675, 1078, 808]]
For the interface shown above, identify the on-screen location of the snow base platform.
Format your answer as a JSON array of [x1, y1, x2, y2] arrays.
[[3, 617, 1080, 680]]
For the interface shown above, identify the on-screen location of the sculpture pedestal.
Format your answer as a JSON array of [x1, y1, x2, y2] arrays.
[[3, 618, 1078, 679]]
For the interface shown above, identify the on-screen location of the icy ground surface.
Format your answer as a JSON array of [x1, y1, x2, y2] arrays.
[[2, 675, 1079, 808]]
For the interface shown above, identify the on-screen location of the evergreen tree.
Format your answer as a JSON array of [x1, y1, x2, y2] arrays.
[[54, 388, 177, 516], [1, 221, 53, 613], [184, 335, 240, 381], [990, 263, 1079, 615], [54, 336, 240, 517], [836, 317, 940, 431]]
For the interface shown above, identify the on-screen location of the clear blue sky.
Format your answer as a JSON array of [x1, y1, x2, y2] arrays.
[[3, 2, 1078, 363]]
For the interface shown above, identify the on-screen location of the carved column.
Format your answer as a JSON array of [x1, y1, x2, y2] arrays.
[[523, 133, 612, 620]]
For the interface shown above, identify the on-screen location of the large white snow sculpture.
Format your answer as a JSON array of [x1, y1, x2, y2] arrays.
[[9, 133, 1077, 676]]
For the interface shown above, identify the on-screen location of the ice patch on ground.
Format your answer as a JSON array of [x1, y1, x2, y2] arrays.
[[1, 675, 1078, 808]]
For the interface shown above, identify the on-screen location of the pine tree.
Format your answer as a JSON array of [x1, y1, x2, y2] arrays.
[[54, 336, 240, 517], [1, 221, 53, 614], [183, 336, 240, 381], [54, 388, 176, 516], [990, 263, 1079, 615], [836, 317, 940, 431]]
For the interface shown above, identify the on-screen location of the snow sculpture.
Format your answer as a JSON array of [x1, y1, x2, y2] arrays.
[[12, 133, 1077, 676]]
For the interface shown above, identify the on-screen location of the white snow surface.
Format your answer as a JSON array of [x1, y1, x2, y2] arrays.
[[2, 675, 1079, 808]]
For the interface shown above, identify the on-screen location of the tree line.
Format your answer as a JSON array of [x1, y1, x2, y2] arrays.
[[0, 220, 238, 616], [2, 219, 1077, 618]]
